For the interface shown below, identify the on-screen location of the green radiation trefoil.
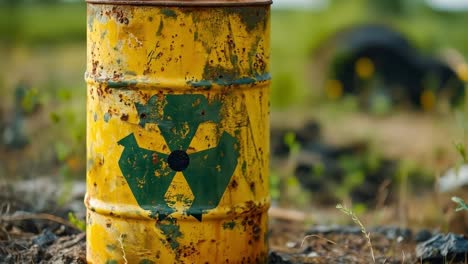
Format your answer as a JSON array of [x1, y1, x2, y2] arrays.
[[118, 94, 239, 221]]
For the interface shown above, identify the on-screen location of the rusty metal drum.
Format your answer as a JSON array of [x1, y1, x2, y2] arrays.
[[85, 0, 271, 263]]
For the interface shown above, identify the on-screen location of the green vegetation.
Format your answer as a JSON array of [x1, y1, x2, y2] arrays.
[[2, 1, 468, 107], [270, 0, 468, 107], [68, 211, 86, 231], [0, 3, 86, 45], [454, 142, 467, 163], [451, 197, 468, 212]]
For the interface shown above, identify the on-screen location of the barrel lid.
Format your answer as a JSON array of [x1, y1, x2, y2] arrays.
[[86, 0, 272, 6]]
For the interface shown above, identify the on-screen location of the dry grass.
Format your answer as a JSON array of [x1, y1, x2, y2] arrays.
[[336, 203, 376, 263]]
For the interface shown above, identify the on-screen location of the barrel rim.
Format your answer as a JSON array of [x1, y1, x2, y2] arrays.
[[86, 0, 272, 6], [85, 194, 271, 221]]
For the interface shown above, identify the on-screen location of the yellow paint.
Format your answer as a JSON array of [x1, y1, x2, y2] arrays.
[[456, 63, 468, 82], [325, 79, 343, 100], [355, 57, 375, 79], [421, 90, 436, 111], [86, 2, 270, 263]]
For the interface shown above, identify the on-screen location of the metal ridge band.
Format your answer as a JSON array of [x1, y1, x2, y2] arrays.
[[86, 0, 272, 6]]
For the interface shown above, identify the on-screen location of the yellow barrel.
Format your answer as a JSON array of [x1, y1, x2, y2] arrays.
[[85, 0, 271, 263]]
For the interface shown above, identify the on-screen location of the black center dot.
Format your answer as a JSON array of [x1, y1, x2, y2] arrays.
[[167, 150, 190, 171]]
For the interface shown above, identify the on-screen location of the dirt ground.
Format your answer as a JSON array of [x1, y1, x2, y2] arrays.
[[0, 183, 466, 264]]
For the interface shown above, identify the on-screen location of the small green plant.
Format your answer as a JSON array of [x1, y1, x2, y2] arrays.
[[274, 131, 310, 206], [451, 143, 468, 213], [454, 142, 467, 163], [451, 197, 468, 212], [284, 132, 300, 155], [336, 203, 375, 263], [68, 212, 86, 232]]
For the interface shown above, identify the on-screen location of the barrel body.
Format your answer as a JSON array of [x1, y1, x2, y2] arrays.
[[85, 2, 270, 263]]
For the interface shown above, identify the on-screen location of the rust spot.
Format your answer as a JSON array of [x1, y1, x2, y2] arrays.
[[92, 60, 98, 75], [230, 180, 238, 189], [249, 182, 255, 192], [253, 225, 260, 235], [156, 52, 163, 59], [120, 114, 129, 121], [109, 6, 129, 25], [152, 153, 159, 165]]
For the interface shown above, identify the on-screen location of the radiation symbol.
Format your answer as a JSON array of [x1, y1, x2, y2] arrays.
[[118, 94, 239, 222]]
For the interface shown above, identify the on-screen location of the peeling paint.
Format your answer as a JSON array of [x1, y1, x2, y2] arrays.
[[103, 112, 111, 123], [224, 7, 268, 32], [161, 8, 177, 18], [223, 221, 236, 230], [189, 72, 271, 88], [157, 218, 183, 250], [156, 19, 164, 36], [139, 259, 155, 264], [86, 3, 270, 263], [106, 244, 116, 251], [107, 80, 137, 88]]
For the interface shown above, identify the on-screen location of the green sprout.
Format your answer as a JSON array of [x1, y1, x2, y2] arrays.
[[451, 197, 468, 212], [454, 142, 467, 163], [68, 212, 86, 232], [284, 131, 300, 155]]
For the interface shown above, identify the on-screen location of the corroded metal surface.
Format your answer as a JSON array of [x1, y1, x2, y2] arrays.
[[85, 2, 270, 264], [86, 0, 272, 6]]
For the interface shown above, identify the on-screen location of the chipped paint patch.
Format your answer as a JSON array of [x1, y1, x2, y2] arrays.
[[224, 7, 268, 32], [223, 221, 236, 230], [187, 80, 212, 89], [139, 259, 155, 264], [156, 19, 164, 36], [189, 72, 271, 88], [157, 218, 183, 250], [107, 80, 137, 89], [103, 112, 111, 123], [161, 8, 177, 18], [106, 244, 117, 251]]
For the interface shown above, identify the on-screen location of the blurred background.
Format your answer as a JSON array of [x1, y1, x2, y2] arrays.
[[0, 0, 467, 233]]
